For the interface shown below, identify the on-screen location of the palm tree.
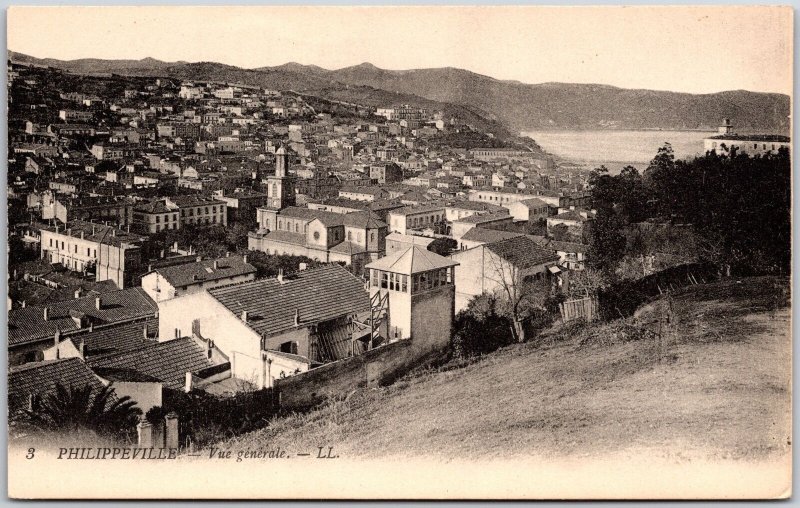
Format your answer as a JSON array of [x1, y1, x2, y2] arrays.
[[24, 383, 142, 442]]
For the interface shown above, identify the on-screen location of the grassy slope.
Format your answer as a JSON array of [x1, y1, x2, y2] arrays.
[[218, 277, 791, 462]]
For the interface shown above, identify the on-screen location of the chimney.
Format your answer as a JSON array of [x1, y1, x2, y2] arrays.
[[112, 229, 116, 237], [78, 339, 85, 358], [196, 256, 202, 263], [241, 310, 248, 322], [92, 225, 96, 235], [43, 307, 49, 321], [160, 249, 165, 259], [88, 322, 93, 332], [243, 254, 248, 264], [213, 260, 219, 270], [277, 268, 284, 283], [80, 230, 84, 239], [172, 241, 178, 252], [225, 251, 230, 258], [21, 301, 26, 309], [299, 262, 307, 271], [184, 372, 193, 393], [74, 288, 82, 299], [126, 225, 130, 233], [294, 308, 300, 326], [95, 297, 102, 310], [143, 324, 149, 339]]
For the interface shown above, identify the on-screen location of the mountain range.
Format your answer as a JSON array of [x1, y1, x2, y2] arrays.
[[9, 51, 791, 134]]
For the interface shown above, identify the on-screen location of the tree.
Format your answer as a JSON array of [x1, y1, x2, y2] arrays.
[[428, 237, 458, 257], [566, 267, 610, 299], [24, 383, 142, 443], [485, 252, 552, 343], [245, 250, 321, 279], [452, 293, 514, 358]]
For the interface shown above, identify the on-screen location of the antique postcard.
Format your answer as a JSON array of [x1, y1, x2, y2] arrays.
[[5, 5, 792, 499]]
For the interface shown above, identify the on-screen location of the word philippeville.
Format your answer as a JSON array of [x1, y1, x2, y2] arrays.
[[56, 448, 178, 460], [206, 446, 340, 462]]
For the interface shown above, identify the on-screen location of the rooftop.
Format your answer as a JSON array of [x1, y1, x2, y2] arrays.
[[9, 358, 106, 416], [485, 236, 560, 269], [40, 220, 147, 247], [151, 255, 256, 289], [87, 338, 216, 390], [8, 287, 158, 347], [366, 245, 459, 274], [209, 264, 370, 339]]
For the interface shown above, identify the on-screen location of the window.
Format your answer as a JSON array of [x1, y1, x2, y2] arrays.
[[93, 249, 96, 257], [173, 214, 177, 221], [313, 231, 320, 240], [156, 215, 160, 223], [156, 224, 160, 232], [74, 245, 77, 253], [347, 231, 352, 241], [212, 206, 216, 213], [295, 223, 299, 233], [371, 270, 379, 287], [401, 274, 408, 292], [87, 248, 90, 256], [381, 271, 388, 289], [49, 239, 52, 247], [205, 207, 209, 214]]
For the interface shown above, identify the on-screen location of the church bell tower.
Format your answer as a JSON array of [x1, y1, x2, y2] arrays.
[[266, 146, 296, 210]]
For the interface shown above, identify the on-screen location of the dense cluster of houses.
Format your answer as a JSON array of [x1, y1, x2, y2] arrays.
[[7, 60, 597, 429]]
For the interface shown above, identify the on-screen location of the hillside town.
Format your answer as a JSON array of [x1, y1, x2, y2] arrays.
[[6, 58, 791, 457], [6, 60, 600, 441]]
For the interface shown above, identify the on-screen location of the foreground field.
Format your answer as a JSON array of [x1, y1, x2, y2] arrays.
[[218, 277, 791, 462]]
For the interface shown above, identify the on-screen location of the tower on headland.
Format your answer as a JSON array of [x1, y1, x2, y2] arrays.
[[718, 118, 734, 135]]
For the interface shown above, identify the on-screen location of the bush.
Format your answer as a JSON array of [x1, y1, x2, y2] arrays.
[[451, 294, 515, 359]]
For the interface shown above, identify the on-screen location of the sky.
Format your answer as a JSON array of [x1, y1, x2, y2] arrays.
[[7, 5, 793, 95]]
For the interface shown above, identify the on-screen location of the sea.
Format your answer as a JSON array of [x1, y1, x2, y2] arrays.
[[523, 130, 716, 173]]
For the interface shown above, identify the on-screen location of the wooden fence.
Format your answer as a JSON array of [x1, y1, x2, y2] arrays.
[[559, 296, 599, 323]]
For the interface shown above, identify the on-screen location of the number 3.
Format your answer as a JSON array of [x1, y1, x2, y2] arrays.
[[26, 448, 35, 459]]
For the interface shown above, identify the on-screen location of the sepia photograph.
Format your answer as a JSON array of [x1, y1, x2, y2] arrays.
[[4, 4, 793, 499]]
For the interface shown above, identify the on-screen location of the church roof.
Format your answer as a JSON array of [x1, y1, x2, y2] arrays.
[[365, 245, 458, 275]]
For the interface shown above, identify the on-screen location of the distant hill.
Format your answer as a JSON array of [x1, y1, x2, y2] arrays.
[[305, 64, 790, 133], [9, 51, 790, 134]]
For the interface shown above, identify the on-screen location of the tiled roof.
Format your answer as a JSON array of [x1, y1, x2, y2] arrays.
[[169, 195, 225, 208], [279, 206, 345, 227], [366, 245, 458, 274], [263, 230, 307, 246], [134, 199, 177, 214], [460, 227, 523, 243], [517, 198, 551, 209], [551, 210, 588, 221], [87, 338, 215, 390], [485, 237, 559, 269], [390, 204, 445, 216], [153, 255, 256, 289], [445, 201, 505, 212], [341, 210, 387, 229], [455, 211, 511, 224], [8, 288, 158, 347], [9, 358, 105, 415], [40, 220, 147, 247], [209, 265, 370, 338], [329, 241, 366, 255], [69, 319, 159, 359]]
